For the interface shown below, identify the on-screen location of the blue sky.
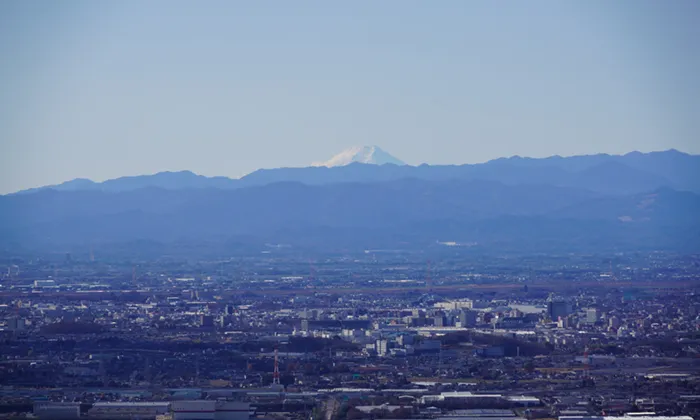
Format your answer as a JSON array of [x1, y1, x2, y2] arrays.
[[1, 1, 698, 193]]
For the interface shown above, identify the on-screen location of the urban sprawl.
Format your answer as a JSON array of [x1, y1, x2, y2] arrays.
[[1, 252, 699, 420]]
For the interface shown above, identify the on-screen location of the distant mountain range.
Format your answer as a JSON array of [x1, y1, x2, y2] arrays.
[[3, 149, 699, 254], [15, 171, 237, 195], [13, 149, 700, 195]]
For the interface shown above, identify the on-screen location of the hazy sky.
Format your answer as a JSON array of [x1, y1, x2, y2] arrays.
[[1, 1, 698, 193]]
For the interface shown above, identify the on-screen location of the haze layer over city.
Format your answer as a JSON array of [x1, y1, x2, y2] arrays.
[[1, 2, 699, 420]]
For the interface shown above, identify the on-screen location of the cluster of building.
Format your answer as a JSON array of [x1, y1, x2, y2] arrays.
[[0, 252, 698, 419]]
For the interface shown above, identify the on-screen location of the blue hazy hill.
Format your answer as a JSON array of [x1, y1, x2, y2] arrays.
[[2, 178, 699, 253], [12, 150, 700, 196]]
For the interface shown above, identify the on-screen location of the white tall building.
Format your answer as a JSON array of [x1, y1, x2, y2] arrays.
[[586, 308, 599, 324], [376, 339, 389, 357]]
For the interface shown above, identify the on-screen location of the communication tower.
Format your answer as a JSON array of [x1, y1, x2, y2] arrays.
[[273, 347, 280, 385], [582, 346, 591, 379]]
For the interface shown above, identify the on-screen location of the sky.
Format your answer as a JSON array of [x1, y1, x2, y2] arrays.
[[1, 1, 699, 193]]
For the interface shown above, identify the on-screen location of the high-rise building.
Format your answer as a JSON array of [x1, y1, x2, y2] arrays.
[[609, 316, 621, 330], [547, 300, 570, 321], [586, 308, 599, 324], [459, 309, 477, 327], [433, 312, 446, 327], [376, 339, 389, 357]]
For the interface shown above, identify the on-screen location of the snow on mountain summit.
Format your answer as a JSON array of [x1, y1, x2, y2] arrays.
[[312, 146, 405, 167]]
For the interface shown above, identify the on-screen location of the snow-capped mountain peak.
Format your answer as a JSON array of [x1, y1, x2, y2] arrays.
[[312, 146, 405, 167]]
